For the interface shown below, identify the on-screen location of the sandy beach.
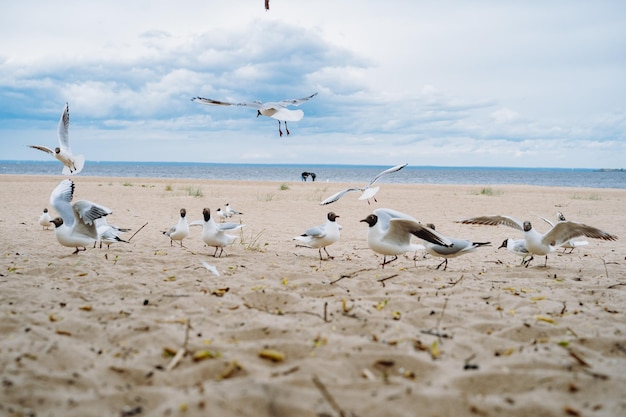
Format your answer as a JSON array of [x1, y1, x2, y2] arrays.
[[1, 174, 625, 417]]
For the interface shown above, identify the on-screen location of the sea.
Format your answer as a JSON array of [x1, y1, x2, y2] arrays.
[[1, 160, 625, 189]]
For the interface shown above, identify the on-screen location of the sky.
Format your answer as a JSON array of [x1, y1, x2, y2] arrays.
[[1, 0, 625, 168]]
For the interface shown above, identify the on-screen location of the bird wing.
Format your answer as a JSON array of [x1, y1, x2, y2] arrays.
[[458, 215, 524, 231], [276, 92, 318, 107], [50, 179, 76, 227], [367, 163, 408, 187], [217, 222, 245, 232], [72, 200, 112, 226], [58, 103, 71, 152], [303, 225, 325, 238], [319, 188, 361, 205], [543, 221, 618, 246], [390, 219, 453, 247], [28, 145, 54, 155], [192, 97, 263, 110], [427, 238, 472, 255], [373, 208, 418, 231]]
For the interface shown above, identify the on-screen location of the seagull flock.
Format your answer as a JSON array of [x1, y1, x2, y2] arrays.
[[32, 103, 618, 274]]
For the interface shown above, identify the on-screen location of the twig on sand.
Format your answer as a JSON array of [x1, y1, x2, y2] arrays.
[[377, 274, 399, 287], [127, 222, 149, 242], [166, 319, 191, 371], [446, 275, 464, 288], [330, 268, 372, 284], [312, 375, 349, 417]]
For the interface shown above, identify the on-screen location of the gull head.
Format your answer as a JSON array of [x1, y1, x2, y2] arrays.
[[360, 214, 378, 227], [523, 221, 532, 232], [51, 217, 64, 228], [327, 212, 340, 222], [202, 208, 211, 222], [180, 208, 187, 218], [55, 147, 61, 154]]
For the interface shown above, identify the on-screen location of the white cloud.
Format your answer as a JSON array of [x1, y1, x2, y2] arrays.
[[0, 1, 625, 169]]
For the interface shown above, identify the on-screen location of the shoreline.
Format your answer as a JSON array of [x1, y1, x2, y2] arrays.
[[1, 175, 624, 416]]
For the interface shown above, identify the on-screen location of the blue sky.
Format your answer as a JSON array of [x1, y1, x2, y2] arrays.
[[1, 1, 625, 168]]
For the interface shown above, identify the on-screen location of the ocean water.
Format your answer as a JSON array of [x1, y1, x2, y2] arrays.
[[1, 160, 625, 189]]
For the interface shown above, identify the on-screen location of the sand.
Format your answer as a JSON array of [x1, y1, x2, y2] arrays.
[[1, 174, 625, 417]]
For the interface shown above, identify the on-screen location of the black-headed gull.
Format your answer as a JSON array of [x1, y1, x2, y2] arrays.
[[192, 93, 318, 137], [190, 208, 245, 258], [225, 203, 243, 217], [28, 103, 85, 175], [95, 217, 130, 249], [293, 212, 341, 260], [49, 179, 112, 254], [458, 215, 617, 267], [423, 224, 490, 271], [215, 208, 230, 222], [39, 208, 52, 230], [541, 212, 589, 253], [360, 208, 452, 268], [163, 208, 189, 247], [320, 164, 408, 205], [498, 238, 534, 267]]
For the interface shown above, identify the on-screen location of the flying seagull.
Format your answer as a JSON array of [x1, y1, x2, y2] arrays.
[[28, 103, 85, 175], [320, 163, 408, 205], [192, 92, 318, 137]]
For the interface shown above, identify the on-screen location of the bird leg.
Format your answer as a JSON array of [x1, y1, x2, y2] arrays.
[[278, 121, 283, 137], [285, 121, 290, 135], [435, 259, 448, 271], [73, 247, 86, 254], [323, 247, 334, 260], [381, 255, 398, 268], [521, 255, 534, 268]]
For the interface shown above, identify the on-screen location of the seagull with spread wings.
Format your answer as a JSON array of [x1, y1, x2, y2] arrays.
[[192, 92, 318, 137], [28, 103, 85, 175], [320, 164, 408, 205], [458, 215, 617, 267]]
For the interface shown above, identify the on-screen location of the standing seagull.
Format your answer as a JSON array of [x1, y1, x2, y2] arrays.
[[225, 203, 243, 218], [49, 179, 112, 254], [39, 208, 52, 230], [192, 93, 318, 137], [320, 164, 408, 205], [95, 217, 130, 249], [458, 215, 617, 267], [360, 208, 452, 268], [498, 238, 533, 267], [28, 103, 85, 175], [294, 212, 341, 260], [423, 224, 490, 271], [163, 208, 189, 247], [190, 208, 245, 257]]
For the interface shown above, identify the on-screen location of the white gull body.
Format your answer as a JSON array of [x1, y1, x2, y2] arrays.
[[49, 179, 111, 253], [192, 93, 317, 137], [28, 103, 85, 175], [293, 212, 341, 260], [190, 208, 245, 257], [360, 208, 452, 268]]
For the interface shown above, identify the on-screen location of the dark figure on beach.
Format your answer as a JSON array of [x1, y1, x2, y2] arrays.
[[301, 172, 317, 182]]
